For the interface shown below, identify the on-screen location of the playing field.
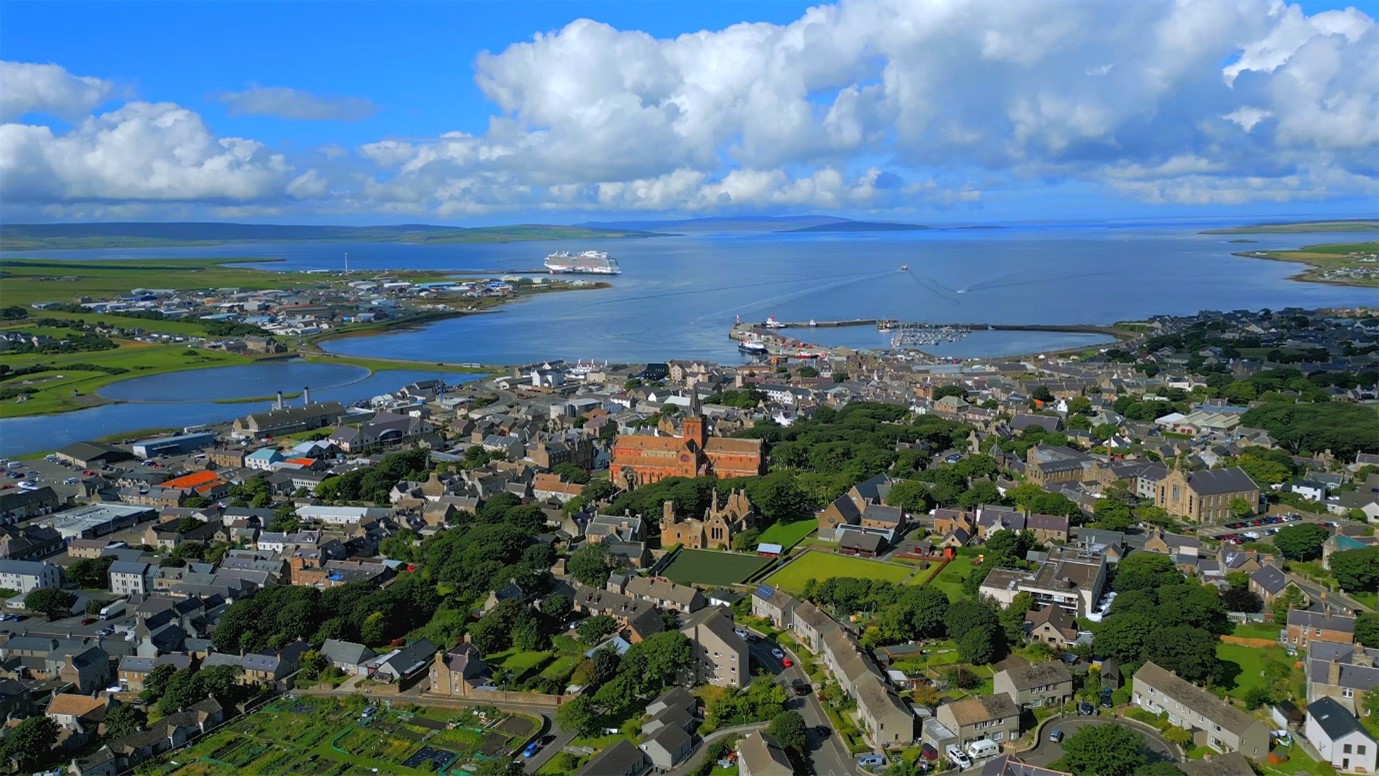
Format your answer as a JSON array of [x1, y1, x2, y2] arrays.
[[764, 550, 916, 593], [659, 549, 774, 586]]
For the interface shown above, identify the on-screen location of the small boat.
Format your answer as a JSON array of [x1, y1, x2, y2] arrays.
[[738, 340, 770, 356], [763, 314, 786, 329], [899, 264, 909, 271]]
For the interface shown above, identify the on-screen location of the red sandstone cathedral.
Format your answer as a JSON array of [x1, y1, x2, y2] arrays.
[[610, 395, 765, 486]]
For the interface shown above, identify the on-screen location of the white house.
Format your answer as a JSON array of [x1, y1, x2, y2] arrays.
[[0, 559, 61, 593], [1306, 697, 1378, 774], [295, 505, 390, 525], [109, 561, 157, 597]]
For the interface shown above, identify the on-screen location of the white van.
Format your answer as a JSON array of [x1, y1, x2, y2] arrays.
[[966, 739, 999, 759], [946, 745, 972, 769]]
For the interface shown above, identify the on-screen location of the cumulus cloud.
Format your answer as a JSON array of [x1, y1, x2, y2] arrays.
[[4, 0, 1377, 218], [0, 102, 295, 203], [214, 84, 377, 121], [0, 61, 119, 121]]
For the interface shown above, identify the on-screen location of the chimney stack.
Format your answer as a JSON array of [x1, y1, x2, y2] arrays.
[[276, 391, 284, 410], [303, 387, 311, 406]]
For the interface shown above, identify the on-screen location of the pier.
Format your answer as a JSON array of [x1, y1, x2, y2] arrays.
[[730, 318, 1133, 359]]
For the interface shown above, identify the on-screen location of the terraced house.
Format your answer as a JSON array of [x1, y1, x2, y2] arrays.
[[1132, 661, 1269, 757]]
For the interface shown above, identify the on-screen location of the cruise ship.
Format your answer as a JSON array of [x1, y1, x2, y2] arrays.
[[544, 250, 622, 274]]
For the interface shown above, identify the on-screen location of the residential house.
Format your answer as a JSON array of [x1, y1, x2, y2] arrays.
[[679, 605, 748, 688], [109, 561, 157, 597], [1024, 606, 1081, 648], [574, 740, 649, 776], [640, 723, 693, 770], [366, 638, 436, 684], [584, 514, 645, 544], [979, 549, 1107, 617], [1249, 565, 1307, 607], [1132, 661, 1269, 757], [612, 573, 705, 613], [1307, 642, 1379, 714], [736, 731, 794, 776], [925, 695, 1021, 752], [1305, 697, 1378, 774], [429, 642, 489, 697], [855, 672, 914, 748], [1287, 610, 1355, 649], [994, 660, 1074, 710], [1144, 528, 1202, 565], [320, 639, 377, 676], [0, 559, 61, 593], [45, 693, 107, 732]]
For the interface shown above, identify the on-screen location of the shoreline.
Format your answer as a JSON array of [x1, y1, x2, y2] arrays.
[[1232, 248, 1379, 288]]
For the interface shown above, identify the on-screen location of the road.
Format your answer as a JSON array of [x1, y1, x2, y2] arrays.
[[747, 631, 864, 776], [1019, 714, 1180, 768]]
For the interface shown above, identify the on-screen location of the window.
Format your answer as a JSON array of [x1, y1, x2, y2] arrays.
[[1344, 744, 1352, 754]]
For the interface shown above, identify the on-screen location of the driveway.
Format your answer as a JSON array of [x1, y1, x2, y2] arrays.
[[1021, 714, 1180, 767]]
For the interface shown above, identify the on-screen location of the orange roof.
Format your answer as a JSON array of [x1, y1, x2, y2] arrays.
[[46, 693, 105, 718], [285, 457, 315, 466], [161, 469, 220, 489]]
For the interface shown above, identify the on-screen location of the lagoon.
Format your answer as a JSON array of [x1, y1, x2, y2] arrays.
[[96, 360, 369, 403], [0, 367, 480, 457]]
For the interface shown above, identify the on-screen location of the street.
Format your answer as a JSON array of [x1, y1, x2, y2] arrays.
[[747, 630, 864, 776]]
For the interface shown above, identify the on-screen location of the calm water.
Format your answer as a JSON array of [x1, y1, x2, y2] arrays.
[[3, 223, 1376, 454], [0, 368, 479, 456], [96, 360, 369, 402]]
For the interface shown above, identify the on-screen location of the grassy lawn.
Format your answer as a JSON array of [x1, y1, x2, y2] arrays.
[[929, 558, 982, 601], [764, 550, 915, 594], [541, 654, 580, 682], [1231, 621, 1282, 641], [660, 549, 774, 586], [1217, 641, 1298, 702], [759, 518, 817, 549], [490, 648, 552, 675], [1258, 740, 1337, 776]]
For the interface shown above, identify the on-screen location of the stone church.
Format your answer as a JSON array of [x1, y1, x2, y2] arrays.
[[661, 489, 756, 551]]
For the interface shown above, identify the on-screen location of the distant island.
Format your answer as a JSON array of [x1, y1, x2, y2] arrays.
[[1201, 219, 1379, 235], [1232, 241, 1379, 287], [579, 215, 930, 233], [782, 220, 928, 233], [0, 222, 666, 250]]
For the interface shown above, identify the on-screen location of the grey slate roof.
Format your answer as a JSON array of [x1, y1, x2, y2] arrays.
[[1307, 696, 1371, 742], [1184, 467, 1258, 495]]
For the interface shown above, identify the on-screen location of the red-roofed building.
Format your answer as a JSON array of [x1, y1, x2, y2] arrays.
[[160, 470, 228, 500]]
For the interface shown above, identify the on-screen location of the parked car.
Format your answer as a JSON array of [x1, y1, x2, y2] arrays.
[[793, 681, 811, 696], [815, 725, 831, 738], [1101, 688, 1114, 708], [1078, 701, 1094, 715], [771, 647, 785, 660], [782, 658, 794, 668], [857, 753, 887, 769], [734, 627, 749, 639], [520, 742, 540, 758], [1049, 729, 1064, 743], [945, 746, 971, 769]]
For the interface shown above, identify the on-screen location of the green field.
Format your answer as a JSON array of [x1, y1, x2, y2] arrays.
[[144, 696, 538, 776], [1233, 241, 1379, 287], [763, 551, 916, 594], [758, 519, 817, 549], [928, 558, 982, 601], [659, 549, 774, 586], [1202, 220, 1379, 234]]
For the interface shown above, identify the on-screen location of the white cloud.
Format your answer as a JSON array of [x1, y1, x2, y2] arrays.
[[0, 102, 296, 203], [4, 0, 1377, 219], [0, 61, 118, 121], [214, 85, 377, 121]]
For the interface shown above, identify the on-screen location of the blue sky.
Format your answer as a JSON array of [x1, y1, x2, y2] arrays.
[[1, 0, 1376, 225]]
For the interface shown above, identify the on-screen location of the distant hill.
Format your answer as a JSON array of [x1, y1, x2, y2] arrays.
[[0, 222, 665, 250], [782, 220, 929, 233], [1200, 220, 1379, 235], [579, 215, 855, 233]]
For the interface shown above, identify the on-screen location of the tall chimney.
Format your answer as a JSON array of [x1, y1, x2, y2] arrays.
[[276, 391, 284, 410], [303, 386, 311, 406]]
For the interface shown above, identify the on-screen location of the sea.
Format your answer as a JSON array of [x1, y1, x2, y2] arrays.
[[1, 222, 1374, 455]]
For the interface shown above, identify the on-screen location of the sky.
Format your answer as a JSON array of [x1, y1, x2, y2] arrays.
[[1, 0, 1376, 226]]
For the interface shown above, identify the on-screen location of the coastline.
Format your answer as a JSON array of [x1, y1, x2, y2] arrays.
[[1231, 244, 1379, 288]]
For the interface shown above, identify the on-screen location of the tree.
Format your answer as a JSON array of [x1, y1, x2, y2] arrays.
[[1355, 613, 1379, 649], [577, 615, 617, 644], [957, 624, 999, 665], [474, 761, 526, 776], [1244, 686, 1274, 710], [1092, 496, 1135, 532], [142, 663, 177, 701], [878, 586, 950, 642], [743, 471, 815, 524], [768, 710, 809, 756], [1227, 497, 1255, 520], [1271, 585, 1308, 622], [1059, 723, 1149, 776], [553, 462, 591, 484], [25, 588, 75, 620], [1142, 626, 1221, 684], [1331, 547, 1379, 593], [568, 543, 616, 586], [104, 703, 147, 739], [1221, 585, 1263, 614], [541, 594, 572, 623], [298, 649, 328, 680], [1112, 553, 1184, 594], [1272, 523, 1329, 561], [0, 716, 59, 770], [944, 600, 1000, 642], [885, 479, 935, 513], [1095, 614, 1156, 664], [68, 556, 114, 588]]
